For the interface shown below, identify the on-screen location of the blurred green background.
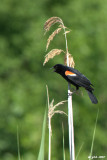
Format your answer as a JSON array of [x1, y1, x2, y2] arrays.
[[0, 0, 107, 160]]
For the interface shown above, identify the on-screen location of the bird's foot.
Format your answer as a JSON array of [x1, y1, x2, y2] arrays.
[[68, 89, 77, 97], [76, 89, 83, 96], [71, 88, 76, 93], [68, 88, 83, 97], [68, 93, 72, 97]]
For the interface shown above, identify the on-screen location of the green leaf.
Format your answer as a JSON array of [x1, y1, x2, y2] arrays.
[[17, 126, 21, 160], [89, 108, 99, 160], [76, 142, 84, 160], [37, 108, 47, 160], [62, 123, 66, 160]]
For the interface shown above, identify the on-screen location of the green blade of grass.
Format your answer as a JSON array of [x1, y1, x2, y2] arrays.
[[37, 108, 47, 160], [76, 142, 84, 160], [17, 126, 21, 160], [89, 108, 99, 160], [62, 123, 66, 160]]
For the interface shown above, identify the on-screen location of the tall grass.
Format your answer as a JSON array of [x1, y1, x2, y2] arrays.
[[17, 126, 21, 160], [43, 17, 98, 160], [75, 142, 84, 160], [43, 17, 75, 160], [89, 108, 99, 160], [46, 85, 67, 160], [37, 108, 47, 160], [62, 123, 66, 160]]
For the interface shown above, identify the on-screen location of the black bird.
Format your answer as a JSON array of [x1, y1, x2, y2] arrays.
[[52, 64, 98, 104]]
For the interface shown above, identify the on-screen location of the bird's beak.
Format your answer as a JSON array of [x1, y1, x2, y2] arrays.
[[50, 67, 54, 70], [50, 66, 55, 72]]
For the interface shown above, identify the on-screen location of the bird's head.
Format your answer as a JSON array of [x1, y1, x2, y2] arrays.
[[50, 64, 67, 74]]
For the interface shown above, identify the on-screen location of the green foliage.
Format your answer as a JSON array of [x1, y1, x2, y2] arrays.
[[89, 109, 99, 160], [62, 123, 66, 160], [0, 0, 107, 160], [17, 126, 21, 160], [37, 108, 47, 160]]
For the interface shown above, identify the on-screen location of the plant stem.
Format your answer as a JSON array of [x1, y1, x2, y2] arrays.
[[68, 84, 75, 160], [61, 19, 75, 160], [89, 108, 99, 160], [46, 85, 51, 160], [48, 117, 51, 160], [17, 126, 21, 160], [62, 123, 66, 160]]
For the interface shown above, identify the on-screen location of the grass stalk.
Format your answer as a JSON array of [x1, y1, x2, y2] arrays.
[[62, 123, 66, 160], [37, 108, 47, 160], [46, 85, 67, 160], [48, 117, 51, 160], [44, 17, 75, 160], [89, 108, 99, 160], [17, 126, 21, 160], [61, 20, 75, 160], [76, 142, 84, 160], [46, 85, 51, 160]]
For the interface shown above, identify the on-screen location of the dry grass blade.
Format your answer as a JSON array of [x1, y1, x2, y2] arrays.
[[43, 49, 64, 66], [49, 100, 67, 118], [52, 110, 67, 117], [44, 17, 62, 34], [63, 31, 71, 34], [58, 24, 67, 29], [64, 53, 75, 68], [53, 100, 67, 110], [46, 28, 62, 51], [49, 99, 54, 108], [69, 54, 75, 68], [48, 99, 54, 119]]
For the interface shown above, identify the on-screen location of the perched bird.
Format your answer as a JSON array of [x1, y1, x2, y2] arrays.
[[51, 64, 98, 104]]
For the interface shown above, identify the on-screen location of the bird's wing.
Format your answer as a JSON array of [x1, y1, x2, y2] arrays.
[[65, 70, 93, 90]]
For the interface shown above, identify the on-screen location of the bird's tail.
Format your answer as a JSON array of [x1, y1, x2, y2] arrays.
[[87, 90, 98, 104]]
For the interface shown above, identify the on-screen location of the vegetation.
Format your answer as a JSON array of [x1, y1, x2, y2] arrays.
[[0, 0, 107, 160], [43, 16, 75, 160]]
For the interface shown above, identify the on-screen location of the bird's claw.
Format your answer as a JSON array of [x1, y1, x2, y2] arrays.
[[68, 89, 83, 97], [68, 93, 73, 97], [68, 90, 76, 97]]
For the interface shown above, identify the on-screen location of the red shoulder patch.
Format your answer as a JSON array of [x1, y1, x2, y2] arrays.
[[65, 70, 76, 76]]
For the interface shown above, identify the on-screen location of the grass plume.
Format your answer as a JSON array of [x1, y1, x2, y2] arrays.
[[46, 85, 67, 160], [44, 17, 62, 34], [44, 17, 75, 160], [46, 27, 62, 51], [64, 53, 75, 67], [43, 49, 64, 66]]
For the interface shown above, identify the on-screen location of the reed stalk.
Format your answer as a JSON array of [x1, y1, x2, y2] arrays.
[[44, 17, 75, 160], [46, 85, 67, 160], [59, 18, 75, 160]]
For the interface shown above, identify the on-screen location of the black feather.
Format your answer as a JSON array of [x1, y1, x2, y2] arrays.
[[87, 90, 98, 104], [53, 64, 98, 104]]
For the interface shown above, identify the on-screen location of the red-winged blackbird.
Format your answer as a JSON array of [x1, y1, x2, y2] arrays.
[[52, 64, 98, 104]]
